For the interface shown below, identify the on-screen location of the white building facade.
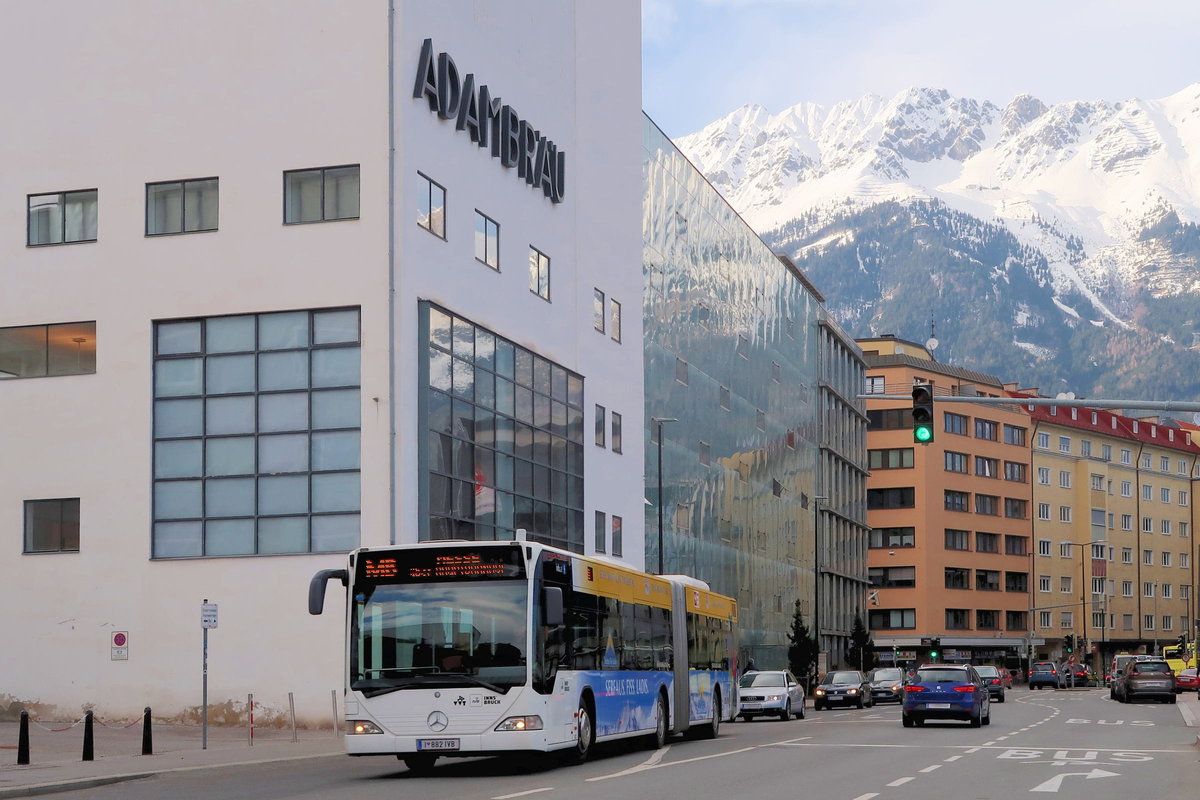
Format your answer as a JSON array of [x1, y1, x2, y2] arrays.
[[0, 0, 643, 722]]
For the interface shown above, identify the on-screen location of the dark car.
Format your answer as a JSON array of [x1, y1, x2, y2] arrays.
[[867, 667, 906, 704], [813, 670, 873, 710], [1113, 659, 1176, 703], [1028, 661, 1061, 689], [902, 664, 990, 727], [974, 665, 1007, 702], [1060, 663, 1094, 687]]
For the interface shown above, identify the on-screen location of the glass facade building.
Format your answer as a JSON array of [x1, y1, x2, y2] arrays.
[[642, 116, 830, 667]]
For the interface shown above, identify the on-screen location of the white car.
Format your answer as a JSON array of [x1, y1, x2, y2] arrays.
[[738, 670, 806, 721]]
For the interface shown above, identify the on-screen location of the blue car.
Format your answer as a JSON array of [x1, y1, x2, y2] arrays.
[[902, 664, 991, 728]]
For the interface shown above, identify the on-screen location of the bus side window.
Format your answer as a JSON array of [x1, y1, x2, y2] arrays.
[[620, 600, 638, 670]]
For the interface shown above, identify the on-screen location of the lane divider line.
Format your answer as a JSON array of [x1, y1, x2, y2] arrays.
[[492, 790, 554, 800], [887, 777, 914, 786]]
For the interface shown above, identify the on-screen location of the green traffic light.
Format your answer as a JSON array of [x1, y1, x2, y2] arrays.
[[914, 424, 933, 443]]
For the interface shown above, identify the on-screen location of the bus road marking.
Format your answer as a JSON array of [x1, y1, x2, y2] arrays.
[[492, 789, 554, 799]]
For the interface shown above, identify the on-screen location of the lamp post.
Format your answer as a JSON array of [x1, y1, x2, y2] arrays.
[[651, 417, 677, 575], [1061, 539, 1105, 687], [812, 495, 828, 667]]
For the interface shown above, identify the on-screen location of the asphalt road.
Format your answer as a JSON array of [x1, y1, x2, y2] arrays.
[[47, 688, 1198, 800]]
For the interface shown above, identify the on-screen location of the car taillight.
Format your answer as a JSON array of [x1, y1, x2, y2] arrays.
[[1027, 670, 1033, 676], [953, 685, 975, 693], [990, 679, 1000, 684], [1051, 670, 1057, 675], [905, 685, 926, 693]]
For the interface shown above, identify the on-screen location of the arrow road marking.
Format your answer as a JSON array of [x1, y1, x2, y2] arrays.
[[1030, 768, 1119, 793]]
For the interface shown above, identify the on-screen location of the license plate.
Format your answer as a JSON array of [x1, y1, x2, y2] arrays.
[[417, 738, 460, 751], [742, 703, 762, 709], [927, 703, 951, 709]]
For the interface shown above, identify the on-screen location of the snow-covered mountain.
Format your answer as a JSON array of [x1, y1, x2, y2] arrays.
[[675, 85, 1200, 401]]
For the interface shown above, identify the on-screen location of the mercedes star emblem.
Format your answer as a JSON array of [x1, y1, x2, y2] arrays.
[[427, 711, 449, 732]]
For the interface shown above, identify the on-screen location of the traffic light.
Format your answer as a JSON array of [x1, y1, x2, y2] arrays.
[[1178, 634, 1187, 649], [1064, 634, 1074, 654], [911, 384, 935, 444], [928, 637, 940, 660]]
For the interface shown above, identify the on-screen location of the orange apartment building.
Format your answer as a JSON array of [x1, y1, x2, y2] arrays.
[[861, 337, 1033, 669]]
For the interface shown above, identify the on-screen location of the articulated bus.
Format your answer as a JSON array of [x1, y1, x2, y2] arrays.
[[309, 538, 737, 771]]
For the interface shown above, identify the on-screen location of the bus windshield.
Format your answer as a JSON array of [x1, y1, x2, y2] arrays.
[[351, 580, 528, 697]]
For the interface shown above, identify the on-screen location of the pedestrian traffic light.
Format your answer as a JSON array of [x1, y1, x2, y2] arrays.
[[911, 384, 935, 444], [1064, 634, 1074, 654], [928, 637, 940, 660]]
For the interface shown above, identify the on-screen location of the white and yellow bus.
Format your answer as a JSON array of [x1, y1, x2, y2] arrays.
[[309, 538, 737, 772]]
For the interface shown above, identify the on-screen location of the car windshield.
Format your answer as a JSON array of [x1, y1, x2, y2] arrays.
[[1131, 662, 1171, 674], [826, 671, 862, 685], [975, 666, 999, 676], [872, 669, 903, 681], [916, 669, 969, 683], [741, 672, 786, 688]]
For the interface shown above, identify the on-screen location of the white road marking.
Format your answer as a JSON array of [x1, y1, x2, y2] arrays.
[[965, 747, 982, 753], [587, 735, 810, 782], [944, 755, 962, 762], [492, 789, 554, 800], [919, 765, 941, 773], [887, 777, 914, 786], [849, 794, 879, 800], [642, 745, 671, 767]]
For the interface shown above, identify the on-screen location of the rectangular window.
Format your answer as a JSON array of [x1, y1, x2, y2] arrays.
[[1092, 611, 1105, 629], [946, 609, 970, 629], [595, 510, 606, 554], [944, 412, 968, 435], [1003, 424, 1026, 446], [1092, 577, 1105, 595], [475, 211, 500, 268], [1120, 448, 1131, 465], [611, 412, 622, 454], [0, 321, 96, 379], [1162, 551, 1172, 567], [1121, 480, 1132, 497], [1144, 582, 1155, 598], [1004, 461, 1027, 482], [975, 456, 999, 478], [867, 408, 912, 430], [870, 448, 915, 469], [1080, 440, 1093, 457], [1039, 575, 1051, 592], [146, 178, 218, 235], [870, 566, 916, 588], [1180, 459, 1189, 475], [1102, 444, 1112, 461], [1037, 432, 1050, 449], [1142, 517, 1153, 533], [1005, 535, 1028, 556], [1143, 549, 1153, 565], [1059, 542, 1073, 558], [976, 609, 999, 630], [1006, 610, 1028, 631], [974, 419, 998, 440], [1121, 514, 1132, 531], [1144, 615, 1155, 631], [1122, 547, 1132, 564], [1180, 522, 1189, 538], [1160, 456, 1170, 472], [1161, 519, 1172, 535], [1142, 454, 1152, 469], [1179, 490, 1188, 506], [1090, 474, 1104, 491], [944, 451, 968, 473], [27, 189, 98, 245], [976, 532, 999, 553], [864, 376, 885, 394], [975, 570, 1000, 591], [1037, 467, 1050, 485], [870, 527, 915, 548], [1162, 615, 1172, 630], [1122, 581, 1133, 597], [869, 609, 916, 629], [1122, 614, 1133, 631], [610, 300, 621, 343], [593, 289, 606, 333], [975, 494, 999, 516], [595, 405, 606, 447], [153, 307, 363, 557], [287, 165, 360, 224], [945, 567, 970, 589], [1059, 505, 1072, 523], [1039, 611, 1052, 629], [1037, 502, 1051, 520], [869, 487, 915, 509], [944, 490, 969, 512], [417, 172, 446, 237], [1181, 553, 1190, 568], [1160, 487, 1171, 503], [23, 498, 80, 553], [1004, 498, 1027, 519], [1058, 436, 1071, 453], [612, 515, 622, 558], [1038, 539, 1051, 556], [528, 247, 551, 300], [1060, 612, 1073, 629], [1162, 583, 1172, 598], [1059, 470, 1071, 488], [945, 529, 970, 551]]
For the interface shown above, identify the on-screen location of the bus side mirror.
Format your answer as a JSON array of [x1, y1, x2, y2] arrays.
[[309, 569, 348, 615], [543, 586, 564, 627]]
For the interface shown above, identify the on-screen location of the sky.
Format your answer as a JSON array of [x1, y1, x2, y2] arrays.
[[642, 0, 1200, 138]]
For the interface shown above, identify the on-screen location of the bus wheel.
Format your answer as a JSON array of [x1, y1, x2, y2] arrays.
[[402, 754, 436, 774], [573, 699, 595, 762], [702, 692, 721, 739], [647, 693, 668, 749]]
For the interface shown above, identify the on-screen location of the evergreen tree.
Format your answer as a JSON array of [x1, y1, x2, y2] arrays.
[[787, 600, 819, 688], [844, 614, 877, 672]]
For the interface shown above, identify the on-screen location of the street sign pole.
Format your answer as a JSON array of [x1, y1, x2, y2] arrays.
[[201, 600, 218, 750]]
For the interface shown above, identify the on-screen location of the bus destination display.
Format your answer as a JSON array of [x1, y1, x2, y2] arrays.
[[358, 546, 525, 584]]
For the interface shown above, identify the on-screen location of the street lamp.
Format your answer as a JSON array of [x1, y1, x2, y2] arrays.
[[1060, 539, 1105, 687], [812, 495, 828, 665], [651, 417, 677, 575]]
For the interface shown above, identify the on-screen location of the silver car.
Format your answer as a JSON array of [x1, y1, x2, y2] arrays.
[[737, 670, 806, 721], [867, 667, 906, 704]]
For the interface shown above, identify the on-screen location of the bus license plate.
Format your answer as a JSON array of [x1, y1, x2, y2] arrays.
[[417, 738, 460, 751]]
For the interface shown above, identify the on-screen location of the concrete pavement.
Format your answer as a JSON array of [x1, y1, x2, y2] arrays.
[[0, 717, 343, 798]]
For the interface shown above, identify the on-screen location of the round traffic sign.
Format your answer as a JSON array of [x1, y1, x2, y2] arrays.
[[113, 632, 127, 647]]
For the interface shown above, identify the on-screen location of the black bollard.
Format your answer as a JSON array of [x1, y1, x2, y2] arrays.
[[17, 710, 30, 765], [141, 707, 153, 755], [82, 710, 94, 761]]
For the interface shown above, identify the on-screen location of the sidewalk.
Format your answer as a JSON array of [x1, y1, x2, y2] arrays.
[[0, 719, 344, 798]]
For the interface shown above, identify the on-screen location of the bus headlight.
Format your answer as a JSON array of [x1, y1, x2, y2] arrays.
[[495, 716, 544, 731], [347, 720, 384, 735]]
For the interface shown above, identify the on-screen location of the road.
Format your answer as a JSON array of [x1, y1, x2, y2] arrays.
[[48, 688, 1198, 799]]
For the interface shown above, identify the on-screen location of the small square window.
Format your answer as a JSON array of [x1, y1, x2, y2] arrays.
[[27, 189, 98, 246], [24, 498, 80, 553], [475, 211, 500, 268], [147, 178, 218, 235], [286, 165, 360, 224]]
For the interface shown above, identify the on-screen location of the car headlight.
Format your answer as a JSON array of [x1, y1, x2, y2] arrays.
[[890, 685, 901, 691], [347, 720, 384, 735], [814, 689, 825, 696], [847, 688, 858, 694], [767, 695, 783, 702], [495, 716, 544, 731]]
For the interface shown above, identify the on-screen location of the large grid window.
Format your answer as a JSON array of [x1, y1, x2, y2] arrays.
[[146, 178, 218, 235], [0, 321, 96, 379], [286, 165, 360, 224], [28, 189, 97, 245], [24, 498, 80, 553], [423, 304, 584, 551], [152, 308, 361, 557]]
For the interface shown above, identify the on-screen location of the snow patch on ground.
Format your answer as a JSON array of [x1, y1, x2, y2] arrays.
[[1014, 340, 1055, 360]]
